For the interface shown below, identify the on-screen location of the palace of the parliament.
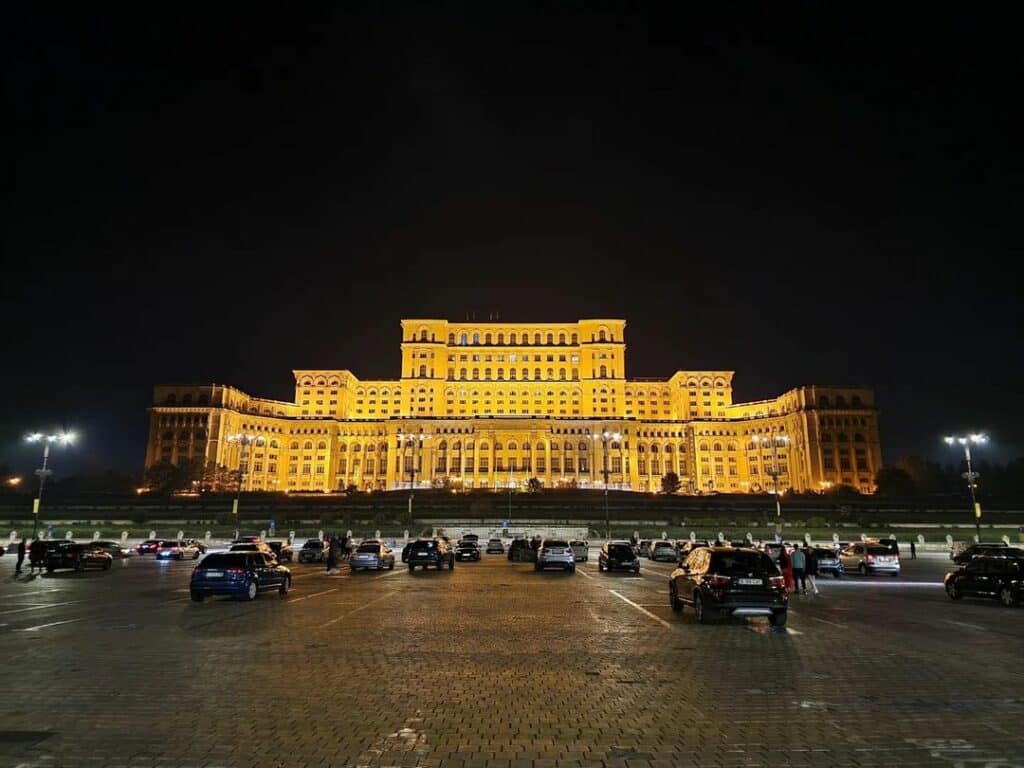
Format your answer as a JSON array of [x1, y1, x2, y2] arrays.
[[145, 319, 882, 495]]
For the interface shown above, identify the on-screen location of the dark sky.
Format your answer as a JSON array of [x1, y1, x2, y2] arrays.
[[3, 3, 1022, 477]]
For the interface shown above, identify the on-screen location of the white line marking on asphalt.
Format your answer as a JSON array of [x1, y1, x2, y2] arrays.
[[941, 619, 985, 631], [810, 617, 848, 629], [371, 569, 403, 579], [320, 591, 394, 628], [609, 590, 672, 629], [0, 600, 82, 616], [0, 589, 64, 601], [287, 588, 339, 604], [16, 618, 83, 632], [785, 627, 804, 635], [576, 569, 593, 579], [820, 581, 942, 588]]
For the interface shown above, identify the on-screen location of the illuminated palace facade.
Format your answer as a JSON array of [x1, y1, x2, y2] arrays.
[[145, 319, 883, 495]]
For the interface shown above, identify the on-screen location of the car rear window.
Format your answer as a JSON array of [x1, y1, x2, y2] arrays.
[[653, 542, 673, 548], [356, 544, 380, 553], [710, 552, 779, 576], [867, 546, 892, 555], [410, 541, 436, 550], [302, 541, 321, 548], [608, 545, 634, 557], [544, 540, 568, 548], [200, 554, 247, 568]]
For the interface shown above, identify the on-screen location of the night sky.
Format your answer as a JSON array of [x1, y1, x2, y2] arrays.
[[3, 4, 1022, 477]]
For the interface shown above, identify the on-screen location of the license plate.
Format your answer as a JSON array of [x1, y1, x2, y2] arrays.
[[738, 578, 762, 585], [205, 571, 223, 578], [417, 552, 429, 557]]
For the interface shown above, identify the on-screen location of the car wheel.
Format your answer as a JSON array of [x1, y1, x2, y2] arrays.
[[193, 551, 200, 559], [999, 587, 1016, 607], [597, 561, 604, 572], [568, 565, 575, 573], [279, 577, 291, 596], [103, 560, 112, 570], [388, 560, 395, 570], [694, 593, 709, 624], [769, 610, 788, 627], [449, 558, 455, 570], [190, 590, 204, 602], [634, 567, 640, 575], [834, 572, 842, 579], [669, 584, 681, 613], [534, 562, 541, 571], [408, 564, 415, 573], [244, 581, 258, 601], [858, 563, 867, 575], [946, 581, 961, 600], [74, 560, 83, 572]]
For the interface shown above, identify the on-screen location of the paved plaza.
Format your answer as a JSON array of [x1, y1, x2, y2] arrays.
[[0, 545, 1022, 768]]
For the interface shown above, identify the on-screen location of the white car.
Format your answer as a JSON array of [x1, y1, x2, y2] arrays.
[[649, 540, 677, 562], [569, 540, 589, 562], [535, 538, 575, 572], [839, 543, 900, 576], [156, 540, 202, 560]]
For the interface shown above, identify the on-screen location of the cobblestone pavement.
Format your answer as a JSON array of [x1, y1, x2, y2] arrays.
[[0, 549, 1021, 767]]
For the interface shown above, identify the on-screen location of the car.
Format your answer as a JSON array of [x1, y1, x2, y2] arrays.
[[45, 543, 113, 573], [945, 556, 1022, 607], [455, 540, 481, 561], [90, 540, 133, 558], [266, 541, 293, 563], [535, 538, 575, 572], [669, 546, 788, 625], [598, 541, 640, 574], [407, 539, 455, 571], [156, 540, 202, 560], [649, 540, 677, 562], [760, 541, 786, 562], [350, 542, 396, 571], [229, 542, 274, 556], [569, 540, 589, 562], [460, 533, 480, 544], [190, 551, 291, 601], [677, 539, 711, 561], [231, 535, 263, 545], [486, 538, 505, 554], [298, 539, 329, 563], [951, 542, 1012, 565], [840, 542, 900, 576], [810, 547, 844, 578], [507, 537, 536, 562], [637, 540, 653, 558], [136, 539, 163, 555]]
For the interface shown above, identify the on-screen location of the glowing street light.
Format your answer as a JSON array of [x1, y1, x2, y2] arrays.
[[397, 429, 430, 524], [943, 433, 987, 542], [24, 431, 77, 538], [592, 429, 621, 540]]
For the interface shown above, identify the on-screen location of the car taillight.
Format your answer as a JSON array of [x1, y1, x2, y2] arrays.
[[769, 576, 785, 589], [707, 574, 731, 587], [866, 554, 874, 562]]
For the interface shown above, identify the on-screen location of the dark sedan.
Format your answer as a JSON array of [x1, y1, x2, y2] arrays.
[[951, 542, 1018, 565], [407, 539, 455, 571], [190, 552, 291, 601], [45, 543, 113, 573], [91, 540, 133, 558], [136, 539, 164, 555], [297, 539, 328, 563], [456, 541, 481, 561], [669, 547, 787, 626], [945, 555, 1022, 607], [598, 541, 640, 574]]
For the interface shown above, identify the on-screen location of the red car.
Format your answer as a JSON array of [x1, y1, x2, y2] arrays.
[[136, 539, 165, 555]]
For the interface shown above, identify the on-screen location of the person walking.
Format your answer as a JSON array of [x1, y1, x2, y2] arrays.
[[909, 539, 917, 559], [779, 546, 795, 594], [805, 545, 820, 595], [16, 537, 27, 575], [791, 543, 807, 595]]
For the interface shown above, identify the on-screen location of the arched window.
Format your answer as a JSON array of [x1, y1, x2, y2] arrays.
[[508, 442, 517, 451], [479, 441, 489, 451], [472, 332, 480, 344], [558, 332, 566, 344], [664, 445, 673, 454], [497, 333, 504, 344], [546, 368, 554, 379], [448, 333, 455, 344], [437, 440, 448, 450], [181, 393, 193, 405], [353, 444, 362, 452], [459, 368, 467, 380], [497, 368, 505, 380], [533, 333, 541, 344], [851, 395, 863, 407], [818, 395, 830, 408], [712, 442, 722, 451], [571, 333, 578, 344], [460, 333, 468, 345], [546, 332, 554, 344], [599, 329, 606, 341], [650, 444, 659, 454], [418, 364, 427, 377], [637, 444, 646, 453], [578, 441, 587, 451], [854, 433, 866, 442], [452, 440, 461, 451], [509, 369, 517, 380], [317, 441, 327, 450], [484, 368, 492, 380], [699, 442, 709, 451], [599, 365, 607, 378], [534, 368, 541, 379], [484, 332, 492, 344], [269, 439, 278, 449], [837, 433, 849, 442], [338, 443, 347, 452], [165, 394, 177, 405], [304, 440, 313, 450], [835, 395, 848, 408], [290, 441, 299, 450], [419, 329, 428, 341], [510, 332, 517, 344]]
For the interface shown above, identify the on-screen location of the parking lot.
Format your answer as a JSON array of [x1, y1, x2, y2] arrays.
[[1, 544, 1022, 768]]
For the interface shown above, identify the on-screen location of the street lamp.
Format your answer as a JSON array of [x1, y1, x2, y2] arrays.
[[226, 433, 264, 524], [397, 430, 429, 525], [943, 433, 987, 542], [752, 431, 789, 539], [592, 429, 621, 540], [24, 431, 77, 538]]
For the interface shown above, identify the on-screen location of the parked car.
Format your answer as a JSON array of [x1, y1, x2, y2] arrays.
[[45, 542, 113, 573], [508, 537, 536, 562], [90, 540, 133, 558], [156, 540, 202, 560], [669, 546, 788, 626], [569, 540, 589, 562], [298, 539, 329, 563], [486, 538, 505, 554], [190, 551, 291, 601], [266, 541, 293, 563], [136, 539, 164, 555], [945, 556, 1022, 607], [598, 541, 640, 574], [455, 540, 481, 561], [351, 542, 395, 571], [460, 533, 480, 544], [649, 540, 677, 562], [811, 547, 844, 578], [761, 541, 787, 562], [840, 543, 900, 576], [535, 539, 575, 572], [229, 542, 274, 555], [406, 539, 455, 571], [231, 535, 263, 545], [637, 539, 653, 558], [951, 542, 1011, 565], [677, 539, 710, 560]]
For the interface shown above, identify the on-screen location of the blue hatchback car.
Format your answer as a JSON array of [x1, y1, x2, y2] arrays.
[[190, 552, 291, 602]]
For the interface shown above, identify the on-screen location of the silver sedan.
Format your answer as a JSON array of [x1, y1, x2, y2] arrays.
[[350, 543, 396, 571]]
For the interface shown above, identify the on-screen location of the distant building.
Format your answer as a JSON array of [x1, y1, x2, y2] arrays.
[[145, 318, 882, 494]]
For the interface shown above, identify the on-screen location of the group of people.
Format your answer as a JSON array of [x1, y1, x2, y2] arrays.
[[325, 534, 351, 574], [13, 538, 49, 575], [777, 542, 820, 596]]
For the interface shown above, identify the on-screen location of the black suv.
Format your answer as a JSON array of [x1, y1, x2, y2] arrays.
[[670, 546, 788, 626], [407, 539, 455, 571], [507, 537, 536, 562], [455, 540, 481, 561], [45, 542, 113, 573], [598, 541, 640, 574], [945, 555, 1022, 607], [951, 542, 1017, 565]]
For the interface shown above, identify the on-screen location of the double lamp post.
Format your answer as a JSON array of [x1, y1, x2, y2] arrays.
[[943, 433, 987, 542], [24, 431, 77, 538]]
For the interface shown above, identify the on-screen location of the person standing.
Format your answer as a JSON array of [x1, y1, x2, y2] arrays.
[[29, 539, 44, 573], [779, 546, 795, 594], [791, 543, 807, 595], [909, 539, 917, 559], [326, 536, 338, 575], [805, 545, 820, 595], [16, 537, 27, 575]]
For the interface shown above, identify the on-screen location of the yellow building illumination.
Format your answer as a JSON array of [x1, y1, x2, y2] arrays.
[[145, 319, 883, 494]]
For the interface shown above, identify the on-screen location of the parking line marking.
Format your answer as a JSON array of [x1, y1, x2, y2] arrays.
[[287, 588, 339, 604], [0, 600, 82, 616], [576, 569, 593, 579], [320, 591, 394, 628], [16, 618, 83, 632], [810, 617, 847, 629], [0, 589, 64, 601], [785, 627, 804, 635], [942, 619, 985, 631], [609, 590, 672, 629]]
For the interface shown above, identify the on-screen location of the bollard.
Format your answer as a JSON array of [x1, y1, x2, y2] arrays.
[[65, 530, 73, 540], [93, 531, 100, 540], [689, 531, 696, 542], [860, 533, 868, 541], [261, 529, 267, 541], [662, 531, 667, 539], [1001, 534, 1010, 545], [177, 529, 184, 541], [717, 531, 724, 543], [317, 529, 324, 541], [149, 530, 157, 540], [746, 532, 753, 544], [832, 532, 839, 544], [234, 529, 239, 540], [375, 529, 381, 540], [121, 531, 129, 543], [346, 529, 353, 540], [917, 534, 925, 545], [9, 531, 16, 544], [289, 530, 295, 544], [945, 534, 953, 547], [804, 532, 812, 545], [403, 529, 409, 545]]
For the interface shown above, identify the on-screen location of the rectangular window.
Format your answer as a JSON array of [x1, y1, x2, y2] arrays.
[[611, 456, 622, 473]]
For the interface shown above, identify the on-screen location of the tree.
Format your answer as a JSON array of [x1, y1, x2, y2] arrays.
[[874, 466, 916, 496], [823, 483, 860, 498], [143, 459, 202, 495], [661, 471, 681, 494], [527, 477, 543, 493]]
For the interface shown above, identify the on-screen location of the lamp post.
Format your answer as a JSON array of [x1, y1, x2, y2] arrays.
[[944, 434, 987, 542], [25, 432, 76, 538], [592, 429, 621, 541], [753, 431, 789, 539], [226, 433, 264, 524], [398, 430, 429, 525]]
